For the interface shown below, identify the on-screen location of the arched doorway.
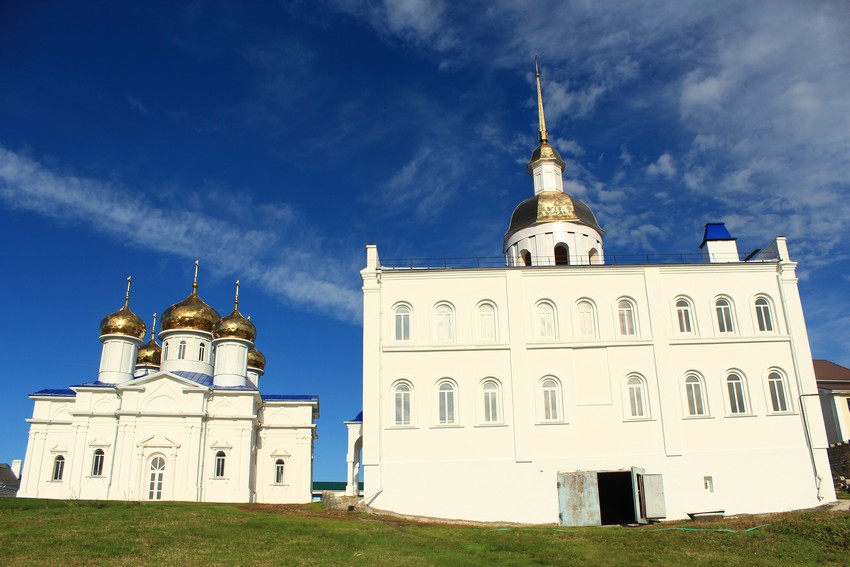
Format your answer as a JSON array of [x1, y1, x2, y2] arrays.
[[521, 250, 532, 266], [555, 244, 570, 265], [148, 456, 166, 500]]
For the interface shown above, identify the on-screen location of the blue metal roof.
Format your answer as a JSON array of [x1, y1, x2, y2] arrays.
[[71, 381, 115, 388], [351, 411, 363, 422], [262, 394, 319, 402], [31, 388, 76, 397], [700, 222, 735, 248], [170, 370, 258, 391]]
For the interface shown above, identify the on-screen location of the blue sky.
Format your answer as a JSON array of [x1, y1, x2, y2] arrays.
[[1, 1, 849, 481]]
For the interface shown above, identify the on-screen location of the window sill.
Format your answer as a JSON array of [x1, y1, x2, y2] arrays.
[[271, 483, 289, 487], [535, 420, 568, 426], [622, 417, 653, 423], [724, 413, 756, 418], [386, 425, 417, 430], [210, 477, 229, 481], [85, 475, 107, 479], [473, 423, 508, 428], [766, 411, 797, 417], [682, 415, 714, 420], [48, 480, 64, 483], [429, 424, 462, 429]]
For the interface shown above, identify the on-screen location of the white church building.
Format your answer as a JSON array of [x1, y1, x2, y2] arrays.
[[349, 65, 835, 525], [17, 267, 318, 503]]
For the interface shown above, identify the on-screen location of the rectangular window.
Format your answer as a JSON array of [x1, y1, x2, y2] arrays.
[[439, 384, 455, 424], [727, 379, 746, 414], [91, 450, 105, 476]]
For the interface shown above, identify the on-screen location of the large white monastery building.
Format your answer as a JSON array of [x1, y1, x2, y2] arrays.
[[349, 65, 836, 525], [18, 267, 318, 503]]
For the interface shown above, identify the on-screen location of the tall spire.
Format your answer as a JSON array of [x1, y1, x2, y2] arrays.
[[192, 260, 199, 293], [149, 312, 158, 341], [124, 276, 132, 307], [535, 55, 548, 143], [233, 280, 240, 312]]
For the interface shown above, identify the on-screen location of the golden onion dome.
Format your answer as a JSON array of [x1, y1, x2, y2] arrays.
[[99, 277, 146, 340], [136, 313, 162, 366], [248, 347, 266, 371], [213, 310, 256, 341], [505, 191, 603, 238], [136, 338, 162, 366], [160, 262, 221, 334], [212, 280, 256, 341]]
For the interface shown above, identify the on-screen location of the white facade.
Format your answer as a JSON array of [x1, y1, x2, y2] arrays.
[[353, 67, 835, 524], [18, 277, 318, 504]]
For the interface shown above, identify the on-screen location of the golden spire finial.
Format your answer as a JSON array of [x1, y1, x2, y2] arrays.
[[150, 312, 158, 341], [535, 55, 548, 143], [192, 260, 199, 293], [234, 280, 240, 312], [124, 276, 132, 307]]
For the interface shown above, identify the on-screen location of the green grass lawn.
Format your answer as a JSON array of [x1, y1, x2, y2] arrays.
[[1, 498, 848, 566]]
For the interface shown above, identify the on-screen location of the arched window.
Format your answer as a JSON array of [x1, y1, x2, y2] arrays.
[[198, 342, 206, 361], [715, 298, 734, 333], [618, 300, 637, 336], [685, 374, 707, 416], [521, 249, 532, 266], [438, 381, 456, 425], [588, 248, 600, 265], [482, 380, 500, 423], [555, 244, 570, 266], [394, 305, 411, 341], [91, 449, 105, 476], [676, 299, 693, 334], [726, 373, 747, 414], [577, 300, 596, 338], [214, 451, 226, 478], [274, 459, 285, 484], [536, 301, 556, 340], [627, 376, 648, 418], [435, 304, 454, 342], [541, 378, 561, 421], [52, 455, 65, 481], [394, 383, 412, 426], [177, 340, 187, 359], [163, 342, 169, 360], [477, 303, 497, 342], [755, 298, 774, 332], [148, 456, 165, 500], [768, 371, 790, 413]]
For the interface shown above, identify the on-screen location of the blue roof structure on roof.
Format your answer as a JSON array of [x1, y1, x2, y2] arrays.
[[262, 394, 319, 402], [350, 411, 363, 422], [170, 370, 258, 391], [31, 388, 75, 397], [71, 381, 115, 388], [700, 222, 736, 248]]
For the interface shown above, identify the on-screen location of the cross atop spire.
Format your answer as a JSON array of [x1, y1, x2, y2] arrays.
[[192, 260, 199, 293], [124, 276, 132, 307], [535, 55, 549, 143]]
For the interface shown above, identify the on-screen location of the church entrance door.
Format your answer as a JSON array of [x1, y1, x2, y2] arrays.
[[148, 456, 165, 500]]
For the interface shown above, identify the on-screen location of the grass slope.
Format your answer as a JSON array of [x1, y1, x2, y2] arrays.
[[1, 499, 848, 566]]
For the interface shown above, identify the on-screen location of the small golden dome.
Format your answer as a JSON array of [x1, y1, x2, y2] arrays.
[[212, 280, 256, 341], [100, 305, 146, 340], [99, 277, 146, 340], [214, 310, 256, 341], [136, 338, 162, 366], [136, 313, 161, 366], [160, 291, 221, 333], [248, 347, 266, 371]]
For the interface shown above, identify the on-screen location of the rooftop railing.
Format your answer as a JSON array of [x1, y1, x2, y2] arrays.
[[380, 252, 766, 270]]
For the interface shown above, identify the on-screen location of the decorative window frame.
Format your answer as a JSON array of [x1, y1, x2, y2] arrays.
[[713, 296, 737, 335], [753, 295, 777, 333], [392, 302, 413, 343], [724, 369, 752, 416], [434, 378, 460, 426], [479, 378, 503, 425], [623, 374, 651, 421], [390, 379, 414, 427], [474, 301, 499, 344], [270, 450, 290, 486], [432, 302, 456, 344], [673, 296, 697, 335], [682, 371, 710, 418], [764, 368, 794, 414], [534, 299, 558, 341], [210, 441, 232, 480], [574, 298, 598, 340], [615, 297, 639, 338], [537, 375, 565, 423]]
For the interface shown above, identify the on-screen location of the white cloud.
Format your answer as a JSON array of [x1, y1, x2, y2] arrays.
[[0, 147, 361, 322], [647, 153, 676, 179]]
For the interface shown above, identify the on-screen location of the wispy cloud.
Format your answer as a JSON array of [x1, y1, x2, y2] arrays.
[[647, 152, 676, 179], [0, 147, 361, 322]]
